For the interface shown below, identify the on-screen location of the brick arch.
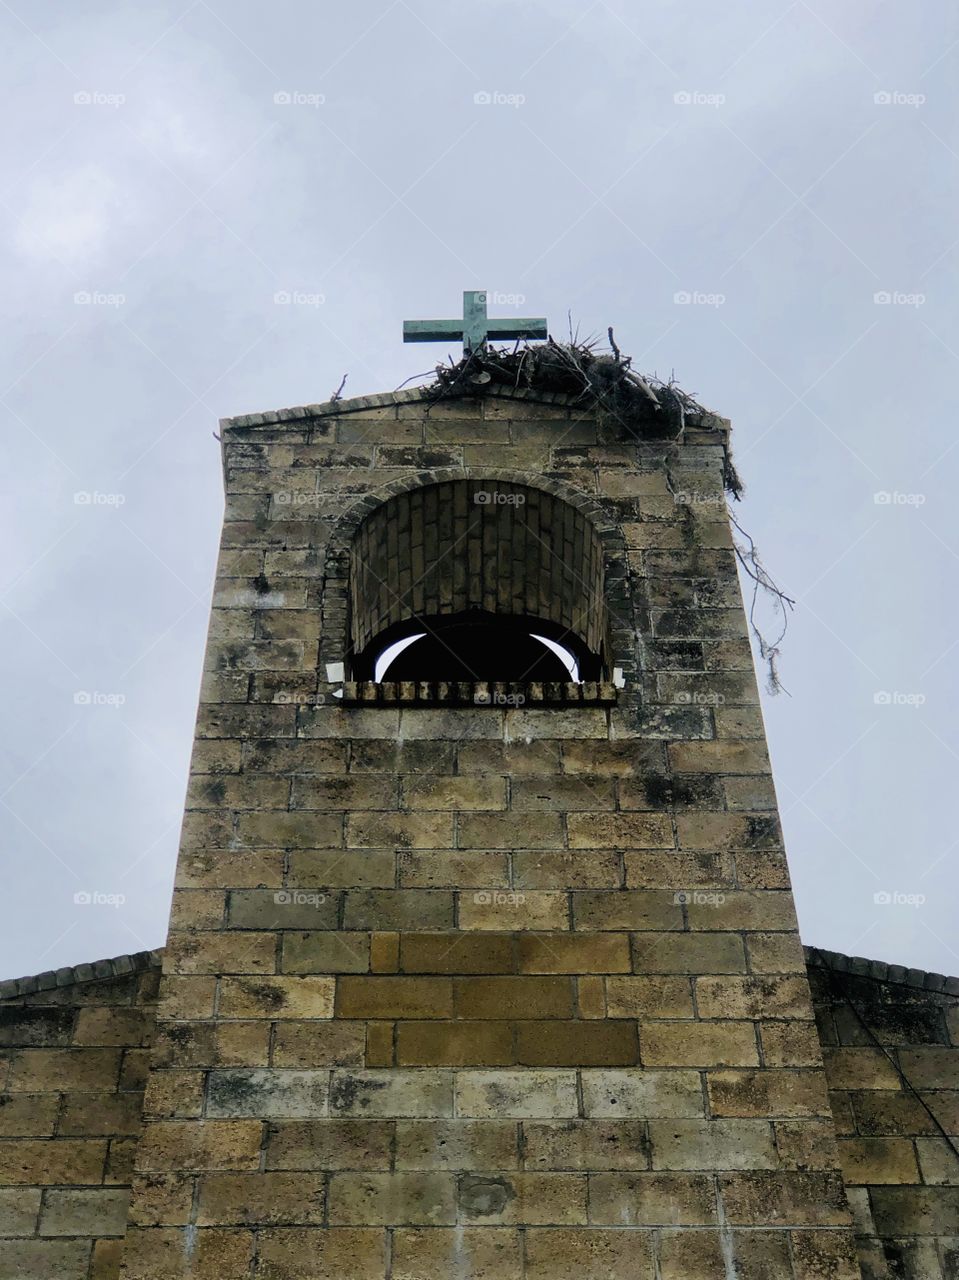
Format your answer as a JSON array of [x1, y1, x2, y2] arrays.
[[319, 469, 633, 680]]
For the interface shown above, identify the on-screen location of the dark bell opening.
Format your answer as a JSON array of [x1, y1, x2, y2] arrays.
[[353, 611, 601, 683]]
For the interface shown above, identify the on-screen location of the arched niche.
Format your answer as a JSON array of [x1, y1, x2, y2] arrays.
[[346, 479, 610, 683]]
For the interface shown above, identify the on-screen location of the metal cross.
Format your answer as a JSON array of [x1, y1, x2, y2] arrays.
[[403, 290, 547, 354]]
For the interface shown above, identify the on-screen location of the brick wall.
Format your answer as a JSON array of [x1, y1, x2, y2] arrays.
[[108, 385, 868, 1278], [0, 952, 159, 1280], [808, 949, 959, 1279], [4, 944, 955, 1276]]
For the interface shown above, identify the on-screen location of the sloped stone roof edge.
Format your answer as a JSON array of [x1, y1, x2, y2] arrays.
[[221, 383, 619, 431], [805, 944, 959, 996], [0, 948, 163, 1002]]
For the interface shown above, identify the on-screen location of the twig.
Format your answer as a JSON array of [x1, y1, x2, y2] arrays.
[[330, 374, 348, 402], [394, 369, 436, 391], [728, 507, 795, 695]]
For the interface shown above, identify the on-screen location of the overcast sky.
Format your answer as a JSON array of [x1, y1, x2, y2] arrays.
[[3, 1, 957, 979]]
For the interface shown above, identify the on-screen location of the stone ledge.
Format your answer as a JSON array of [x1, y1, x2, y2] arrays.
[[220, 382, 732, 437], [339, 680, 619, 707], [805, 945, 959, 997], [221, 384, 590, 431], [0, 948, 163, 1003]]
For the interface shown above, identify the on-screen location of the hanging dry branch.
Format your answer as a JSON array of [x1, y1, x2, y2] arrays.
[[728, 508, 795, 695]]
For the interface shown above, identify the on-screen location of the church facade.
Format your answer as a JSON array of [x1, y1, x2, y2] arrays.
[[1, 383, 957, 1278]]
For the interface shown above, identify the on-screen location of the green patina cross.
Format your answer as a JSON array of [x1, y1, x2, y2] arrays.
[[403, 290, 547, 354]]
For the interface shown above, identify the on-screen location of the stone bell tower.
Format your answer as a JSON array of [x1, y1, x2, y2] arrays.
[[121, 317, 862, 1277]]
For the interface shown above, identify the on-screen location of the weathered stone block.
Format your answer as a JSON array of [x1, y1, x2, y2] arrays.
[[255, 1226, 385, 1278], [513, 849, 622, 890], [459, 891, 569, 931], [344, 888, 455, 933], [457, 813, 563, 849], [328, 1172, 455, 1225], [641, 1022, 760, 1068], [580, 1070, 704, 1118], [136, 1122, 263, 1172], [38, 1187, 129, 1237], [197, 1172, 326, 1225], [455, 1070, 578, 1118], [281, 932, 371, 974], [265, 1119, 393, 1170], [707, 1069, 830, 1118], [838, 1136, 921, 1185], [523, 1120, 649, 1170], [453, 976, 572, 1020], [390, 1227, 522, 1280], [567, 814, 673, 849], [524, 1227, 654, 1279], [398, 850, 509, 888], [695, 975, 813, 1020], [718, 1171, 852, 1226], [516, 1020, 639, 1067], [400, 933, 515, 974], [629, 930, 747, 974], [588, 1172, 717, 1225], [335, 976, 453, 1019], [0, 1188, 41, 1236], [649, 1118, 777, 1170], [0, 1241, 93, 1278], [217, 976, 334, 1020], [206, 1069, 329, 1119], [572, 891, 682, 930], [605, 976, 693, 1018], [0, 1095, 59, 1137], [329, 1069, 453, 1117], [227, 889, 339, 931], [402, 776, 506, 810], [394, 1120, 519, 1170]]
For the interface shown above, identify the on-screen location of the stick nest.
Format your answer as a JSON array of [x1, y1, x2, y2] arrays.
[[422, 331, 742, 497]]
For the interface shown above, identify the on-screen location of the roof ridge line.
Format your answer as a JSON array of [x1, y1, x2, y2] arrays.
[[220, 382, 612, 430], [0, 948, 163, 1001], [804, 944, 959, 995]]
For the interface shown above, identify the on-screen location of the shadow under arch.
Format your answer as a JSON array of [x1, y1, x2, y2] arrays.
[[318, 468, 634, 685]]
